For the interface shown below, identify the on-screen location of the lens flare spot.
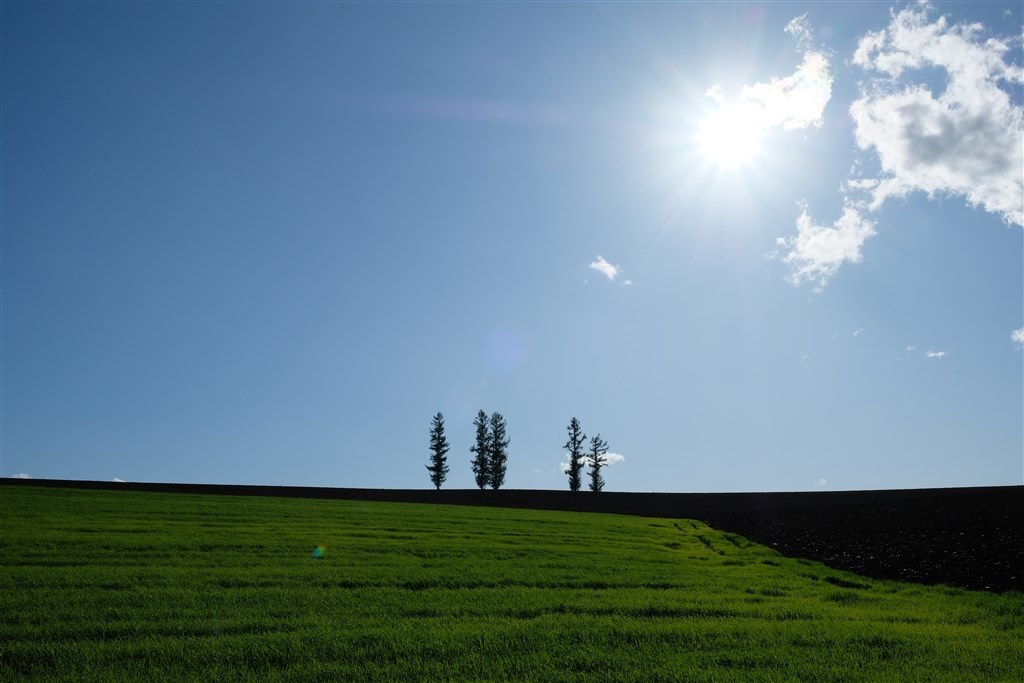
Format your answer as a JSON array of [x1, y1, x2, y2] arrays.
[[311, 545, 326, 559], [482, 325, 526, 374]]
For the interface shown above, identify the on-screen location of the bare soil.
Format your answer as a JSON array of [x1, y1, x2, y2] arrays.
[[5, 479, 1021, 592]]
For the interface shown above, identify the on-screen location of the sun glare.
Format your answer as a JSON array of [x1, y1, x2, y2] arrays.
[[697, 104, 763, 168]]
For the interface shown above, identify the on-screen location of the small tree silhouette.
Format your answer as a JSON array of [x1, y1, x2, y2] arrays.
[[470, 409, 491, 490], [587, 434, 608, 493], [488, 412, 509, 490], [564, 417, 587, 492], [426, 412, 450, 490]]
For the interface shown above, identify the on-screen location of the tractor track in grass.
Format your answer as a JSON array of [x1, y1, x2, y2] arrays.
[[4, 479, 1020, 592]]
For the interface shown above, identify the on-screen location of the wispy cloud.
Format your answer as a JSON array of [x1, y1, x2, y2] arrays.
[[907, 346, 948, 358], [112, 477, 126, 483], [785, 14, 815, 49], [853, 328, 864, 337], [848, 4, 1024, 226], [589, 256, 620, 281], [771, 202, 877, 289], [1012, 328, 1024, 348], [814, 477, 828, 488], [11, 473, 30, 479]]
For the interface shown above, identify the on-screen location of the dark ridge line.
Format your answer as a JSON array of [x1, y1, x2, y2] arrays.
[[2, 477, 1017, 513]]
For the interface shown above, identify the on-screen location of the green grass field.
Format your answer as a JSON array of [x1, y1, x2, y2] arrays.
[[1, 485, 1021, 681]]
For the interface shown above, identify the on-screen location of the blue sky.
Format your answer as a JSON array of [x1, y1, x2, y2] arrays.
[[2, 1, 1021, 492]]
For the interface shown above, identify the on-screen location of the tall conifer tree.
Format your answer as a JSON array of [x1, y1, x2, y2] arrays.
[[488, 412, 509, 490], [587, 434, 609, 493], [470, 410, 491, 490], [426, 412, 450, 490], [564, 417, 587, 492]]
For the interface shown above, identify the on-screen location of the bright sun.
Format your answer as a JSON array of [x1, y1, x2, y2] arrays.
[[697, 104, 764, 168]]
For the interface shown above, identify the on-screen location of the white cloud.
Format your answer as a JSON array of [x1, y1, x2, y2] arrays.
[[11, 473, 30, 479], [772, 202, 877, 288], [589, 256, 620, 281], [559, 451, 625, 473], [907, 345, 917, 351], [815, 477, 828, 488], [776, 5, 1023, 290], [703, 15, 833, 154], [926, 350, 947, 358], [112, 477, 125, 483], [603, 452, 625, 465], [740, 50, 833, 130], [853, 328, 864, 336], [623, 279, 633, 286], [849, 3, 1024, 226], [1011, 328, 1024, 347]]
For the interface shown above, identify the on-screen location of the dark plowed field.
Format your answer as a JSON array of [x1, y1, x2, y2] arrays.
[[5, 479, 1021, 592]]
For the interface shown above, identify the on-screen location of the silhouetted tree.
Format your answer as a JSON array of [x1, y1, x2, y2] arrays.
[[588, 434, 608, 492], [488, 412, 509, 490], [470, 409, 491, 489], [564, 417, 587, 492], [426, 412, 450, 490]]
